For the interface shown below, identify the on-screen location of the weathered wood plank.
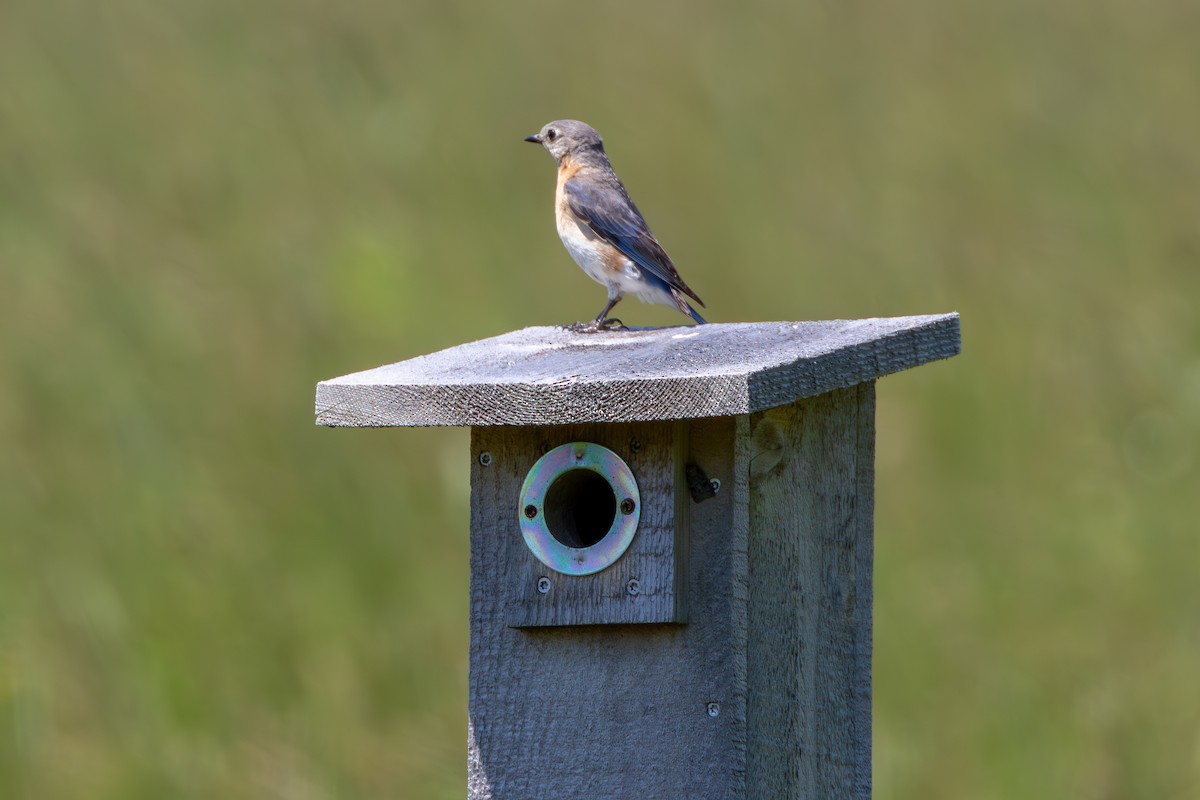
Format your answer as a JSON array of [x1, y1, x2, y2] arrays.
[[316, 314, 959, 427], [477, 421, 685, 627], [468, 416, 750, 799], [746, 383, 875, 798]]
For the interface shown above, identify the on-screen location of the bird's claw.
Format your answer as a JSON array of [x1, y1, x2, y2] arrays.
[[564, 317, 626, 334]]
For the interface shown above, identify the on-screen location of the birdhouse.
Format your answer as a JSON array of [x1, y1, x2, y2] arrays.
[[315, 313, 961, 800]]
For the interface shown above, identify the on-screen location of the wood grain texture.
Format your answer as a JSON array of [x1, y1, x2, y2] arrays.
[[468, 388, 877, 798], [487, 422, 685, 627], [746, 384, 875, 799], [315, 314, 959, 427], [468, 417, 751, 799]]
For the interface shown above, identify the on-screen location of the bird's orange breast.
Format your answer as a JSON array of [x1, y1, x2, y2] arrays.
[[554, 157, 583, 228]]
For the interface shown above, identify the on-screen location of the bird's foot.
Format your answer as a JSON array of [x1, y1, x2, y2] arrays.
[[564, 317, 626, 334]]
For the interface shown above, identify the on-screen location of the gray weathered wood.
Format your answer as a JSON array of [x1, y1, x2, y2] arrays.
[[315, 314, 959, 427], [317, 314, 959, 797], [469, 416, 749, 799], [747, 383, 874, 799], [468, 384, 876, 799], [494, 421, 686, 627]]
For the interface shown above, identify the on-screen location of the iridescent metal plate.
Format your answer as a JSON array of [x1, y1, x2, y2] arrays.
[[518, 442, 640, 576]]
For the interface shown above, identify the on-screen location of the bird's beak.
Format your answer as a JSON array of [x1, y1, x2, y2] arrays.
[[524, 134, 543, 144]]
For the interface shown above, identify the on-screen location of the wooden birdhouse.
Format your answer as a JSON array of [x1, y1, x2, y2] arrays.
[[315, 313, 961, 799]]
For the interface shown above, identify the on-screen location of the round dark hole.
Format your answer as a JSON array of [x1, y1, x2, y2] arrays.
[[543, 468, 616, 549]]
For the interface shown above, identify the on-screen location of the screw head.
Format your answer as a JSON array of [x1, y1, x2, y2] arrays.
[[536, 577, 551, 594], [706, 701, 720, 718], [620, 498, 636, 515], [524, 504, 538, 519], [626, 578, 640, 596], [629, 438, 641, 454], [478, 451, 492, 467]]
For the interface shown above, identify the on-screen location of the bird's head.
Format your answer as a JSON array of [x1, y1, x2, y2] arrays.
[[524, 120, 604, 162]]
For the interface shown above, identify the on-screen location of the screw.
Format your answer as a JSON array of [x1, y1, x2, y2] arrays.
[[709, 478, 721, 494], [478, 451, 492, 467], [537, 577, 551, 594], [620, 498, 636, 515], [706, 701, 720, 718], [524, 504, 538, 519], [626, 578, 640, 596], [630, 438, 641, 454]]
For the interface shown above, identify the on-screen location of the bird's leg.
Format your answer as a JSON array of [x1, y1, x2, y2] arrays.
[[566, 295, 626, 333], [594, 295, 624, 329]]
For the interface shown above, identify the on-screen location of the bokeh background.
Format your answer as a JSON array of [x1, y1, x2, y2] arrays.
[[3, 0, 1198, 796]]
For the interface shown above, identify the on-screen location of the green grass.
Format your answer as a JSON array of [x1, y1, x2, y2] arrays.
[[2, 0, 1198, 796]]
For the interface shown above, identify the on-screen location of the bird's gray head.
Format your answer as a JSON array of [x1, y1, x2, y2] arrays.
[[524, 119, 605, 162]]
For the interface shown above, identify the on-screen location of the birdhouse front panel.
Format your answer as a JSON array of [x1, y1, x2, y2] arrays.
[[471, 421, 687, 627]]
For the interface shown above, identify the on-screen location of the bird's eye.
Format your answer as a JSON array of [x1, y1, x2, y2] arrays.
[[546, 129, 558, 140]]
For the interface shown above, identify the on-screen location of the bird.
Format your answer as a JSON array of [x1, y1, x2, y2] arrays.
[[524, 120, 706, 329]]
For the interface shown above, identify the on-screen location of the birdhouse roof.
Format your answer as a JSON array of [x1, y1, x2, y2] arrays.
[[315, 313, 960, 427]]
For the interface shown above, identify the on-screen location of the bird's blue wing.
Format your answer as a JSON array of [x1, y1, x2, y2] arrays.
[[564, 177, 705, 306]]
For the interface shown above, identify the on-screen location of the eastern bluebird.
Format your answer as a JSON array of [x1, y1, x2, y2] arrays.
[[524, 120, 707, 328]]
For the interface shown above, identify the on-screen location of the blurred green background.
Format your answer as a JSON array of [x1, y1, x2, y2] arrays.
[[2, 0, 1197, 796]]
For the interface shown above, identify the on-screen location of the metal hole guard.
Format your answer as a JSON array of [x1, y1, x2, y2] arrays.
[[519, 442, 640, 576]]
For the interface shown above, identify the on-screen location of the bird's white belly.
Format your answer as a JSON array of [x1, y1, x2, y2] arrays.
[[556, 211, 672, 304], [557, 217, 618, 284]]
